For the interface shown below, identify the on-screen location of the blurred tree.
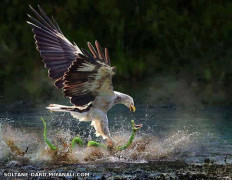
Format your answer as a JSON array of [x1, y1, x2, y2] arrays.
[[0, 0, 231, 106]]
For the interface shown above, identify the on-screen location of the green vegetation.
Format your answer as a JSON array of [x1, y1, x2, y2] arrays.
[[116, 120, 141, 150], [41, 117, 141, 151], [41, 117, 57, 151], [71, 137, 84, 148], [87, 141, 107, 149], [0, 1, 232, 106]]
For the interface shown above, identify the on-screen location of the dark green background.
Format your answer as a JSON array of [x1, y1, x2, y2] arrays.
[[0, 0, 232, 107]]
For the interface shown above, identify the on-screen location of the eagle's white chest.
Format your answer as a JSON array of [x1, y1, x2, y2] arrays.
[[93, 94, 116, 112]]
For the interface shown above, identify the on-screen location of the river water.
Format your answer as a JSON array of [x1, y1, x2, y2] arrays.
[[0, 104, 231, 178]]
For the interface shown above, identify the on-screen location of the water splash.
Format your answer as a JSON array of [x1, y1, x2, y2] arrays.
[[0, 122, 196, 165]]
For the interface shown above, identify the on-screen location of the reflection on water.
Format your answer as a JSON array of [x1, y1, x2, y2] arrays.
[[0, 105, 232, 165]]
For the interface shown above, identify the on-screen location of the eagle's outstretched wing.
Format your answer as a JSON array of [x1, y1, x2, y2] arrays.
[[27, 5, 81, 88], [63, 43, 116, 106], [27, 5, 115, 107]]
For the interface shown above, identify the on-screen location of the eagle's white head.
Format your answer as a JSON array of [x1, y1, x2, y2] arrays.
[[126, 96, 136, 112], [114, 91, 136, 112]]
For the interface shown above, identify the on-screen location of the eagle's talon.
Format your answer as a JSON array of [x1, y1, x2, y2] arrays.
[[106, 138, 116, 147]]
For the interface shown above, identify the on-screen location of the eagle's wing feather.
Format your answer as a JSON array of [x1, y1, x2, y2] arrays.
[[27, 6, 115, 108], [63, 46, 115, 106], [27, 5, 81, 88]]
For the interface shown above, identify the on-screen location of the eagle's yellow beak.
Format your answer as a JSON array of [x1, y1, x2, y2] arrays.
[[130, 105, 136, 112]]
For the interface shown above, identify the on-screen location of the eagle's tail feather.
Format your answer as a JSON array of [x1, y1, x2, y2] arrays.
[[46, 104, 91, 122], [46, 104, 75, 112]]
